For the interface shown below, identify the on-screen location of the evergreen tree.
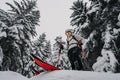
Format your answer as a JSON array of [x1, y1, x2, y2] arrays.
[[31, 33, 52, 73], [0, 0, 40, 77], [70, 0, 120, 72]]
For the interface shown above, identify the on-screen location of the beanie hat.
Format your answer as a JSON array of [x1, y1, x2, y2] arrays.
[[65, 29, 74, 33]]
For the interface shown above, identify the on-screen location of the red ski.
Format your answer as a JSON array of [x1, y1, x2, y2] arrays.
[[30, 54, 60, 71]]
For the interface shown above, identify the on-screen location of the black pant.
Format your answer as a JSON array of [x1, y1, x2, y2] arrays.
[[68, 46, 83, 70]]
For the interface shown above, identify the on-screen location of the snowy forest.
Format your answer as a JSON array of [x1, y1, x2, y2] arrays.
[[0, 0, 120, 78]]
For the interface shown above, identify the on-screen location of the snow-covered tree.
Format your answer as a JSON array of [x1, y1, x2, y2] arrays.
[[51, 36, 71, 69], [0, 0, 40, 78], [33, 33, 51, 60], [0, 46, 3, 67], [93, 25, 119, 72], [31, 33, 52, 72], [70, 0, 120, 72]]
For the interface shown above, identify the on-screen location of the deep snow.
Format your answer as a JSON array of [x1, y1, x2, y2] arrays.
[[1, 70, 120, 80], [0, 71, 29, 80], [31, 70, 120, 80]]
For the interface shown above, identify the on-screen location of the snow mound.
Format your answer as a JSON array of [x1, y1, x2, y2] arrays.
[[31, 70, 120, 80], [0, 71, 29, 80]]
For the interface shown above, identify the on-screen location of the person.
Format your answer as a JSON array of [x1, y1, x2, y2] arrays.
[[65, 29, 84, 70]]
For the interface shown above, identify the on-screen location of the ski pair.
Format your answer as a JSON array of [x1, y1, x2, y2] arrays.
[[30, 54, 60, 75]]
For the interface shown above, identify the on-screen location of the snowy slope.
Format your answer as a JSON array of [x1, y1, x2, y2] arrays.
[[0, 71, 29, 80], [0, 70, 120, 80], [31, 70, 120, 80]]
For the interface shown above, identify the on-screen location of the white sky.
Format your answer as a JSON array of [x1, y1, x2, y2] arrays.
[[36, 0, 74, 43], [0, 0, 75, 43]]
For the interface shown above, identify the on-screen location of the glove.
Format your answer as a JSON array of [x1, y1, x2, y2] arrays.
[[59, 44, 64, 50], [77, 40, 83, 45]]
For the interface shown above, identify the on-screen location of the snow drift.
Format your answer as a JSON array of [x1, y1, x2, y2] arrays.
[[0, 71, 29, 80], [0, 70, 120, 80], [31, 70, 120, 80]]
